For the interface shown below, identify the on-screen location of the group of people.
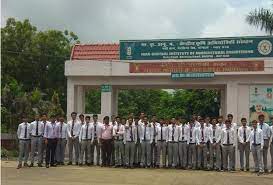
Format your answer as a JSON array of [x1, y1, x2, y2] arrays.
[[17, 112, 273, 174]]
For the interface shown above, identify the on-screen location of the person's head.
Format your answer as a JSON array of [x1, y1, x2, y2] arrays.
[[41, 113, 48, 121], [205, 116, 210, 123], [197, 115, 202, 121], [56, 115, 60, 122], [111, 115, 116, 122], [252, 120, 258, 129], [34, 114, 40, 121], [85, 116, 91, 123], [258, 114, 265, 123], [159, 118, 164, 125], [103, 116, 109, 125], [151, 115, 157, 123], [225, 120, 231, 129], [192, 114, 197, 121], [218, 116, 223, 123], [116, 116, 121, 124], [59, 116, 64, 123], [227, 114, 233, 122], [129, 113, 134, 117], [189, 118, 194, 126], [241, 117, 247, 127], [134, 116, 139, 124], [21, 114, 27, 123], [93, 114, 98, 122], [71, 112, 77, 120], [50, 115, 56, 123], [140, 112, 145, 119], [79, 114, 84, 122], [128, 117, 133, 125], [171, 118, 176, 125], [121, 118, 126, 125], [143, 116, 148, 124], [211, 118, 217, 126], [199, 117, 204, 127]]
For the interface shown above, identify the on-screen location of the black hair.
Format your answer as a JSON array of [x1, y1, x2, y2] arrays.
[[79, 114, 84, 118], [227, 114, 233, 118], [241, 117, 247, 121], [93, 114, 98, 118], [85, 116, 91, 119], [71, 112, 77, 116], [258, 114, 265, 119], [103, 116, 109, 121]]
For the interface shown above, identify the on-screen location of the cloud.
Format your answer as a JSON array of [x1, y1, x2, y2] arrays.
[[1, 0, 271, 42]]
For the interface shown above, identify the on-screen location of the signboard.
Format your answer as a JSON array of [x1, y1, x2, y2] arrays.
[[249, 85, 273, 125], [101, 84, 111, 92], [171, 72, 214, 79], [129, 61, 264, 73], [120, 36, 273, 60]]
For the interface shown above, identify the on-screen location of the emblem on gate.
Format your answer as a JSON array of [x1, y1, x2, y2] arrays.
[[258, 40, 272, 55]]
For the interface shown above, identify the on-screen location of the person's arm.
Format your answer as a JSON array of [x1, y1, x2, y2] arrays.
[[79, 126, 83, 143], [91, 126, 94, 143], [67, 122, 72, 138], [17, 124, 21, 139], [261, 131, 264, 149], [237, 128, 242, 143]]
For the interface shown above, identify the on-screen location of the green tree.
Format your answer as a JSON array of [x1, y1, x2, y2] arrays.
[[246, 2, 273, 35]]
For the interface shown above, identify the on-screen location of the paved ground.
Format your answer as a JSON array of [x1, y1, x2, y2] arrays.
[[1, 160, 273, 185]]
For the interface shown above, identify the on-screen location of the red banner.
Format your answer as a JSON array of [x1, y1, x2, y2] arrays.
[[129, 61, 264, 73]]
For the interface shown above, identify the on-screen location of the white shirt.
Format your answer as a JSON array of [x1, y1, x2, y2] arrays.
[[92, 122, 103, 139], [138, 119, 144, 126], [194, 121, 201, 128], [196, 126, 210, 144], [17, 122, 31, 139], [79, 122, 94, 142], [141, 124, 153, 142], [123, 125, 136, 143], [113, 123, 125, 140], [208, 125, 222, 144], [249, 128, 264, 149], [238, 126, 251, 143], [217, 122, 225, 129], [30, 120, 44, 136], [221, 128, 236, 146], [44, 122, 58, 139], [67, 120, 81, 138], [167, 124, 179, 142], [258, 122, 271, 139], [156, 125, 168, 141], [178, 124, 188, 141], [40, 120, 50, 134], [151, 122, 158, 141], [185, 125, 198, 144], [134, 124, 142, 141], [56, 122, 68, 139]]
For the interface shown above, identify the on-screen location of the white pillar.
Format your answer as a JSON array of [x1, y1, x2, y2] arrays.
[[67, 77, 75, 119], [111, 88, 118, 116], [101, 86, 118, 119], [226, 82, 239, 123], [219, 88, 226, 116], [76, 86, 85, 114]]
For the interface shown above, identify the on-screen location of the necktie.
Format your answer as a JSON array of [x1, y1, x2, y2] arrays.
[[190, 127, 192, 142], [24, 123, 27, 138], [136, 125, 139, 140], [260, 124, 263, 130], [86, 123, 89, 139], [202, 127, 204, 142], [172, 126, 174, 141], [161, 125, 163, 140], [243, 127, 246, 142], [60, 123, 63, 138], [94, 123, 97, 138], [144, 126, 146, 141], [227, 130, 230, 144], [254, 130, 256, 145], [130, 126, 133, 142], [71, 120, 74, 136], [36, 121, 39, 136], [153, 124, 156, 141], [213, 128, 216, 143], [117, 124, 120, 140], [182, 126, 184, 140]]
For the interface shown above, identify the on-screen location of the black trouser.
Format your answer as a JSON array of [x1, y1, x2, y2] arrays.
[[46, 138, 57, 165], [101, 139, 113, 166]]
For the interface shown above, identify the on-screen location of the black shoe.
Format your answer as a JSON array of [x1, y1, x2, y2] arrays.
[[46, 164, 49, 168], [29, 163, 34, 167], [75, 162, 79, 165], [246, 168, 249, 172], [38, 163, 43, 167], [264, 169, 269, 173], [79, 163, 83, 166], [51, 164, 57, 167], [67, 162, 72, 165], [87, 163, 91, 166], [240, 168, 244, 171], [17, 164, 22, 169]]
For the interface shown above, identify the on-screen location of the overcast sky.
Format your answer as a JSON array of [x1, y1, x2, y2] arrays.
[[1, 0, 271, 43]]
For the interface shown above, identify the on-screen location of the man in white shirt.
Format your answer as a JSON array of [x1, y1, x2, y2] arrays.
[[221, 120, 236, 171], [140, 116, 153, 168], [113, 116, 125, 167], [40, 113, 50, 166], [258, 114, 271, 173], [55, 116, 68, 165], [124, 117, 136, 168], [150, 115, 158, 167], [208, 118, 222, 171], [17, 115, 31, 169], [186, 119, 198, 170], [196, 118, 210, 170], [217, 116, 225, 129], [227, 114, 237, 170], [156, 118, 168, 168], [138, 112, 145, 126], [78, 114, 87, 165], [67, 112, 81, 165], [29, 114, 44, 167], [90, 114, 102, 166], [249, 120, 264, 173], [237, 117, 251, 171], [167, 118, 179, 168], [178, 119, 188, 169], [79, 116, 94, 166], [133, 116, 142, 167]]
